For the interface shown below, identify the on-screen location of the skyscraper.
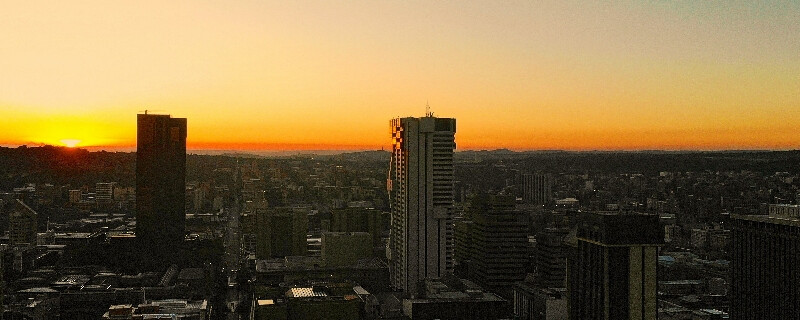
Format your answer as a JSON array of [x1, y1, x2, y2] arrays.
[[387, 115, 456, 295], [566, 211, 662, 320], [136, 113, 187, 265], [731, 205, 800, 319], [470, 194, 528, 296]]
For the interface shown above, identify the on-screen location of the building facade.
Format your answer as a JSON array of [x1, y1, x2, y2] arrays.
[[9, 199, 37, 245], [522, 173, 553, 205], [136, 113, 187, 265], [247, 206, 309, 259], [534, 228, 569, 289], [321, 232, 372, 267], [330, 207, 383, 248], [470, 194, 528, 295], [566, 212, 662, 320], [387, 116, 456, 295], [513, 284, 568, 320], [731, 210, 800, 319]]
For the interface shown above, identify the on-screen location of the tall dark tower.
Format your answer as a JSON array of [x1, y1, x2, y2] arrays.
[[136, 113, 187, 266]]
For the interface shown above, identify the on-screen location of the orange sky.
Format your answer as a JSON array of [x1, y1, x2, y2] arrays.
[[1, 1, 799, 151]]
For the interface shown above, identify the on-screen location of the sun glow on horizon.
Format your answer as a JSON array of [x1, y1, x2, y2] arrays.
[[60, 139, 81, 148]]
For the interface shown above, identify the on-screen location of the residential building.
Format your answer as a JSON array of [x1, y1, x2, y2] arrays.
[[387, 116, 456, 295]]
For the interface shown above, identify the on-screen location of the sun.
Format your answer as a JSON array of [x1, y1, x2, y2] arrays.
[[60, 139, 81, 148]]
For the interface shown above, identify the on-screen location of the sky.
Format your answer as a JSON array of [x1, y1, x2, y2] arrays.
[[1, 1, 798, 151]]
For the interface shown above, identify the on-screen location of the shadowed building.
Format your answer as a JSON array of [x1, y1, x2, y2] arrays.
[[9, 199, 37, 245], [533, 228, 570, 289], [322, 232, 372, 267], [521, 174, 553, 205], [251, 206, 309, 259], [330, 207, 384, 248], [566, 212, 662, 320], [469, 194, 528, 296], [136, 113, 187, 266], [731, 205, 800, 319], [387, 115, 456, 295]]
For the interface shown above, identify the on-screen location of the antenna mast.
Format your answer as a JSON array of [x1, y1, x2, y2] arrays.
[[425, 100, 432, 117]]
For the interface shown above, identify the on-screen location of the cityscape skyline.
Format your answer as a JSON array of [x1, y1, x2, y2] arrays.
[[2, 1, 799, 151]]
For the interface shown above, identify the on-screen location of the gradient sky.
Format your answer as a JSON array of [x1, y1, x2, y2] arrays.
[[1, 1, 798, 150]]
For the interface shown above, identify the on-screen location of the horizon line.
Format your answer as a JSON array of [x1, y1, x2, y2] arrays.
[[2, 143, 798, 154]]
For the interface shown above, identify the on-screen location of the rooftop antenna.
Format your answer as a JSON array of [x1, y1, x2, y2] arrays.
[[425, 100, 433, 117], [138, 109, 166, 115]]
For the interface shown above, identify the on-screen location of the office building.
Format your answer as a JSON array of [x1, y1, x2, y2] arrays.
[[330, 207, 383, 248], [453, 218, 474, 276], [513, 284, 568, 320], [401, 276, 506, 320], [9, 199, 37, 245], [470, 194, 528, 295], [136, 113, 187, 264], [731, 208, 800, 319], [248, 206, 309, 259], [533, 228, 569, 289], [522, 174, 553, 205], [321, 232, 372, 267], [95, 182, 115, 208], [387, 115, 456, 294], [566, 212, 662, 320]]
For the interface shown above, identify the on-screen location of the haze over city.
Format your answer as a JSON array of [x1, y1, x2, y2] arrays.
[[2, 1, 799, 151]]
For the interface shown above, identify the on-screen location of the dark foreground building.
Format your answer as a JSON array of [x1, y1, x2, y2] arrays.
[[401, 276, 506, 319], [731, 205, 800, 320], [566, 211, 662, 320], [136, 113, 187, 266]]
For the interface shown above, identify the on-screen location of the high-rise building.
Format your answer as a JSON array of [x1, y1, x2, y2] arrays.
[[9, 199, 37, 245], [470, 194, 528, 295], [731, 206, 800, 319], [387, 115, 456, 295], [522, 173, 552, 205], [566, 211, 662, 320], [136, 113, 187, 264]]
